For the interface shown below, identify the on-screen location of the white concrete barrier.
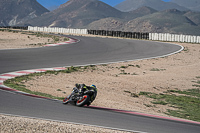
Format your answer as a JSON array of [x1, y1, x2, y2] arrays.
[[149, 32, 200, 43], [28, 26, 88, 35]]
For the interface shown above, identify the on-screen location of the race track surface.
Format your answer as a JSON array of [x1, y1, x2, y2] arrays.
[[1, 35, 199, 133]]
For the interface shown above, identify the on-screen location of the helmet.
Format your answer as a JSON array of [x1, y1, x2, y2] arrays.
[[90, 84, 96, 88], [75, 83, 80, 88]]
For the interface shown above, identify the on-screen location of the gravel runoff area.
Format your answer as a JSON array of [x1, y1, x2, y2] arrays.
[[1, 30, 200, 132], [0, 114, 133, 133]]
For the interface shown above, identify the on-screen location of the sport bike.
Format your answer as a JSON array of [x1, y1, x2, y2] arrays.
[[63, 87, 94, 107]]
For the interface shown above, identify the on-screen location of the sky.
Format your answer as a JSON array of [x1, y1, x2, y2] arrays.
[[37, 0, 171, 10]]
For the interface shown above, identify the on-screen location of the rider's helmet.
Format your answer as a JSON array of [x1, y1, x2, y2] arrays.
[[90, 84, 96, 88], [75, 83, 80, 88], [76, 83, 86, 90]]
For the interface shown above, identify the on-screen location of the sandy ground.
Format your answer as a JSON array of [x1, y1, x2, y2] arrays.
[[0, 29, 55, 49], [1, 30, 200, 132]]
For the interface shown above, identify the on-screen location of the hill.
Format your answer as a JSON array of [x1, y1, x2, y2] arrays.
[[0, 0, 49, 26], [87, 9, 200, 35], [87, 6, 158, 31], [115, 0, 188, 12], [171, 0, 200, 12], [23, 0, 127, 28]]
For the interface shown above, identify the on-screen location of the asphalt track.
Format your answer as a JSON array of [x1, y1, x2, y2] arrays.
[[0, 35, 200, 133]]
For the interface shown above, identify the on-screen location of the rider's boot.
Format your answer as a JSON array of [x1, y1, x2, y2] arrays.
[[87, 101, 91, 106]]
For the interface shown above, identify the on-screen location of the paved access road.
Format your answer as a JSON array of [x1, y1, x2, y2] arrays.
[[1, 35, 199, 133]]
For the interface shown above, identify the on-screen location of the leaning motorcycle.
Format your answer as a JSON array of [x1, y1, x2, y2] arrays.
[[63, 87, 94, 107]]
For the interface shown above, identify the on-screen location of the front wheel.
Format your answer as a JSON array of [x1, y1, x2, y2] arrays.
[[76, 95, 90, 107], [63, 97, 69, 104]]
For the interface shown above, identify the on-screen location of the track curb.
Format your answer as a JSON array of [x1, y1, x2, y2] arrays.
[[44, 37, 79, 47], [0, 67, 67, 101]]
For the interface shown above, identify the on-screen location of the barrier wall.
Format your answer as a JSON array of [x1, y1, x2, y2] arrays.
[[27, 26, 200, 43], [149, 33, 200, 43], [28, 26, 88, 35]]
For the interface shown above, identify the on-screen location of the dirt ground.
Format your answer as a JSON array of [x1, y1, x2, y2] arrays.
[[0, 29, 55, 49], [1, 30, 200, 132]]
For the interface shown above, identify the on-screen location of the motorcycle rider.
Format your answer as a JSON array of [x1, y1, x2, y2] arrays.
[[65, 83, 97, 106]]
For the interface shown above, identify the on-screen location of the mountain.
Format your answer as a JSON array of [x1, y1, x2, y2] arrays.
[[184, 11, 200, 26], [23, 0, 127, 28], [0, 0, 49, 26], [123, 9, 200, 35], [87, 6, 158, 30], [129, 6, 157, 16], [87, 9, 200, 35], [115, 0, 189, 12], [171, 0, 200, 12]]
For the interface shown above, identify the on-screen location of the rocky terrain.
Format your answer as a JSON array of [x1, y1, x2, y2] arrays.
[[0, 0, 49, 26]]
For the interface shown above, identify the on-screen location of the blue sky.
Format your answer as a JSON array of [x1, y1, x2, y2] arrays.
[[37, 0, 171, 9]]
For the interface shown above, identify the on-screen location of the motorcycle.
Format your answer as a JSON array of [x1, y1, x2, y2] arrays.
[[63, 87, 94, 107]]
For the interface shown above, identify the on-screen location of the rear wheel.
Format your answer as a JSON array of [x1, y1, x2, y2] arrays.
[[76, 95, 90, 107]]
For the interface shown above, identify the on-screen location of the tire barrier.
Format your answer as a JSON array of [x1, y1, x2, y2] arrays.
[[87, 30, 149, 40], [0, 26, 28, 30]]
